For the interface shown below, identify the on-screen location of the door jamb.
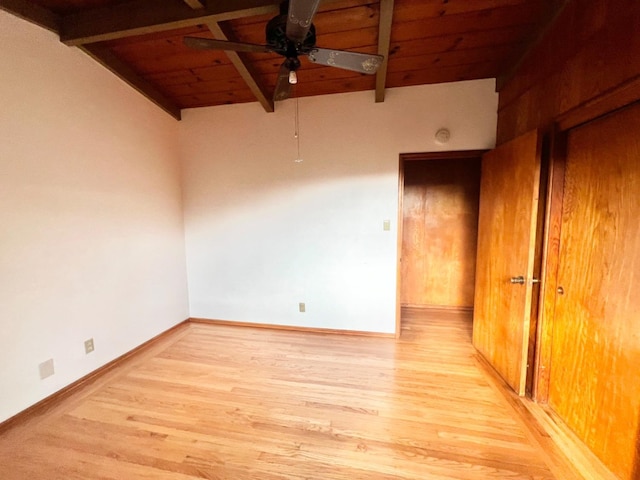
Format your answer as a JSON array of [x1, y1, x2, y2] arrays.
[[532, 129, 567, 402], [395, 150, 487, 338]]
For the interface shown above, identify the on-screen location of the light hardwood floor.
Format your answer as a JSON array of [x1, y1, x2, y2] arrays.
[[0, 309, 571, 479]]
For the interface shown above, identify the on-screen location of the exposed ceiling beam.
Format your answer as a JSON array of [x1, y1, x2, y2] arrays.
[[0, 0, 60, 33], [207, 22, 274, 113], [182, 0, 205, 9], [61, 0, 282, 46], [81, 44, 182, 120], [375, 0, 394, 103], [60, 0, 346, 47]]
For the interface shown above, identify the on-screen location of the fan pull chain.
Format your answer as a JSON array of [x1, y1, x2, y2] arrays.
[[294, 97, 303, 163]]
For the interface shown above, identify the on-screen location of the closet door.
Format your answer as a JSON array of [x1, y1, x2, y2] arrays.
[[549, 102, 640, 480], [473, 129, 542, 395]]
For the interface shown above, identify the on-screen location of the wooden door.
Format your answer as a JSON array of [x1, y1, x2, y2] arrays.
[[473, 130, 542, 395], [548, 102, 640, 480], [401, 157, 481, 308]]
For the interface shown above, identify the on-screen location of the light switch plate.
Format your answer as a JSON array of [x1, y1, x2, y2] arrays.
[[383, 219, 391, 231]]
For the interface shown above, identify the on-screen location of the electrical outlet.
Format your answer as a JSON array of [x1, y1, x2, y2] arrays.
[[39, 359, 54, 379], [299, 302, 306, 313], [84, 338, 95, 354]]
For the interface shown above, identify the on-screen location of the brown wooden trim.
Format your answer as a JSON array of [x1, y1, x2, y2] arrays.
[[400, 150, 488, 162], [556, 75, 640, 132], [395, 154, 404, 339], [495, 0, 569, 92], [533, 128, 567, 403], [0, 0, 60, 33], [207, 21, 274, 113], [401, 304, 473, 313], [0, 319, 190, 435], [188, 317, 395, 338], [474, 353, 587, 480], [482, 348, 620, 480], [80, 44, 182, 120], [528, 405, 621, 480], [374, 0, 394, 103], [477, 351, 619, 479]]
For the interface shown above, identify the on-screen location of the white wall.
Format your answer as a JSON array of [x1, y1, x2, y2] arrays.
[[0, 12, 189, 422], [180, 80, 498, 333]]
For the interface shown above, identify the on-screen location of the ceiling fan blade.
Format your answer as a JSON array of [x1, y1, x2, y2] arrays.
[[273, 62, 292, 102], [184, 36, 272, 53], [307, 48, 384, 74], [286, 0, 321, 44]]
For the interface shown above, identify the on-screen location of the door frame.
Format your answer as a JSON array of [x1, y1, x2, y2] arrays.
[[395, 150, 487, 338]]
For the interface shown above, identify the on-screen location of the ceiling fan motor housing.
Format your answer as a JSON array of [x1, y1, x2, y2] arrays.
[[183, 0, 383, 103], [266, 14, 316, 58]]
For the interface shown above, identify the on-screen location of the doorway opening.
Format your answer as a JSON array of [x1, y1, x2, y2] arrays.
[[396, 151, 485, 335]]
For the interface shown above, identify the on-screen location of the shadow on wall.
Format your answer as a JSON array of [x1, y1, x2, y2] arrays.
[[634, 412, 640, 480]]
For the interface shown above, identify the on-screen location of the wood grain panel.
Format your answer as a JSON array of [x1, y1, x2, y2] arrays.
[[473, 130, 542, 395], [388, 24, 537, 57], [497, 0, 640, 144], [32, 0, 113, 14], [392, 0, 534, 22], [386, 61, 503, 89], [390, 2, 548, 42], [108, 47, 234, 75], [145, 63, 260, 86], [0, 310, 560, 479], [389, 43, 523, 72], [401, 157, 481, 308], [548, 101, 640, 480], [101, 24, 210, 47]]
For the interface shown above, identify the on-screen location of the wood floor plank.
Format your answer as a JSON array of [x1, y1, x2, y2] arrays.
[[0, 309, 561, 479]]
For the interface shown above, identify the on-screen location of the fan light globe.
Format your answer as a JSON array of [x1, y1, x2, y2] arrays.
[[288, 70, 298, 84]]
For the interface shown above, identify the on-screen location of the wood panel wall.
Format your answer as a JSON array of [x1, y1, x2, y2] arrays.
[[496, 1, 640, 477], [401, 156, 480, 309], [496, 0, 640, 144], [547, 101, 640, 480]]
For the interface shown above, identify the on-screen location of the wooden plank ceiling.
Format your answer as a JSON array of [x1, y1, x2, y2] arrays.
[[2, 0, 563, 119]]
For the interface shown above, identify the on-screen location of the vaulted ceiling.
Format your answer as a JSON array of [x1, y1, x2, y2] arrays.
[[2, 0, 565, 119]]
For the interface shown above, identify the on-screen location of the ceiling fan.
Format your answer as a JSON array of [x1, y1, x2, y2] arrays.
[[183, 0, 384, 102]]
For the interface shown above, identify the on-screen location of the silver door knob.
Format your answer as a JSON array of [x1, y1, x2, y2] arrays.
[[510, 276, 526, 284]]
